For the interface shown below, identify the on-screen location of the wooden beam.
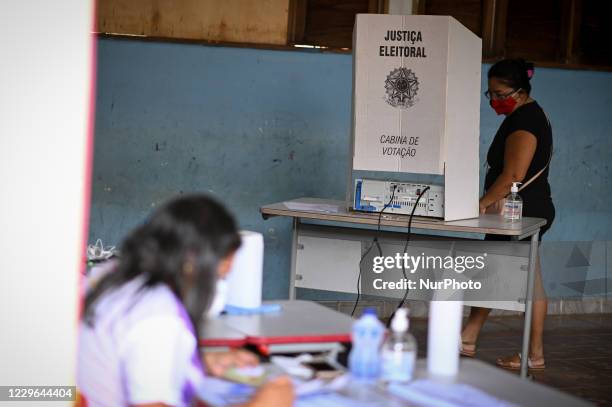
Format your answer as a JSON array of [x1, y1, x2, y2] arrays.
[[482, 0, 508, 59], [493, 0, 508, 58], [481, 0, 494, 57], [97, 0, 291, 46], [414, 0, 426, 15], [288, 0, 307, 44], [382, 0, 390, 14], [368, 0, 386, 14], [559, 0, 582, 64]]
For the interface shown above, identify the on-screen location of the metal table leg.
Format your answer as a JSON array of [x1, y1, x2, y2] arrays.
[[288, 217, 299, 300], [520, 230, 540, 378]]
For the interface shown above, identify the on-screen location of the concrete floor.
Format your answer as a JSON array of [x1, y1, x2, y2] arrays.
[[408, 314, 612, 406]]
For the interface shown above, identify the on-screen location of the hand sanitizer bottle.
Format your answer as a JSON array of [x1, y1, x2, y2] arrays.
[[380, 308, 416, 384], [503, 182, 523, 222]]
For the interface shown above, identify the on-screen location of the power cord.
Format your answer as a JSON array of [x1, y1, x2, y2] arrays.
[[87, 239, 117, 262], [387, 186, 430, 326], [351, 184, 398, 317]]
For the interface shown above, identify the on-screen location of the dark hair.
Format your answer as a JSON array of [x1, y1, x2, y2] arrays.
[[488, 58, 535, 95], [83, 195, 241, 334]]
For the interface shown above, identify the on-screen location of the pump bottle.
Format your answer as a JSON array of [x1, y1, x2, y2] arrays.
[[380, 308, 416, 383], [503, 182, 523, 222]]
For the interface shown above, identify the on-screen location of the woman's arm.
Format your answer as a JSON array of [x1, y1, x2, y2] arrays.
[[479, 130, 537, 212], [203, 349, 259, 377]]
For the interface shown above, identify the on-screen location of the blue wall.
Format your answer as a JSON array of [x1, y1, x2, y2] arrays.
[[91, 38, 612, 299]]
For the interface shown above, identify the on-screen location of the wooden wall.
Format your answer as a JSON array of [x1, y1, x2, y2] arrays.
[[97, 0, 291, 45]]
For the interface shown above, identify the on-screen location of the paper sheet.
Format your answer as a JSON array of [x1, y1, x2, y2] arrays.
[[196, 374, 358, 407], [201, 367, 454, 407], [284, 202, 340, 213], [388, 380, 518, 407], [295, 393, 389, 407]]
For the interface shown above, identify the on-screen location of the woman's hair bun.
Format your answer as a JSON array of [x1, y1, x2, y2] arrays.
[[488, 58, 534, 94], [524, 61, 535, 80]]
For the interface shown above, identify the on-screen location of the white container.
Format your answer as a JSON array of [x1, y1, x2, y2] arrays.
[[225, 231, 264, 309], [381, 308, 416, 383], [503, 182, 523, 222], [427, 300, 462, 378]]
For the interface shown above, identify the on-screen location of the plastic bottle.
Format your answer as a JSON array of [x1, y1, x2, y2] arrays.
[[381, 308, 416, 383], [503, 182, 523, 222], [348, 308, 385, 381]]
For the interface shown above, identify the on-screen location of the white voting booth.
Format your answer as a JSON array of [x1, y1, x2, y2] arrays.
[[293, 14, 484, 296], [349, 14, 482, 221]]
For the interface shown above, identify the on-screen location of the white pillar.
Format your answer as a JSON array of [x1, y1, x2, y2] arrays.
[[0, 0, 95, 404]]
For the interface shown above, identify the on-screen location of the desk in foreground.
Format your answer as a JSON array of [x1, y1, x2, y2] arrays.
[[199, 355, 592, 406], [200, 301, 592, 405], [200, 300, 352, 354]]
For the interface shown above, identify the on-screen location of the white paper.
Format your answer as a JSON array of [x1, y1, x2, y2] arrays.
[[389, 380, 518, 407], [197, 373, 357, 407], [284, 202, 340, 213]]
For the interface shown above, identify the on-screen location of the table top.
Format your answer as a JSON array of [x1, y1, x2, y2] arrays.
[[200, 300, 353, 347], [417, 358, 593, 406], [200, 300, 591, 406], [261, 197, 547, 237], [200, 317, 248, 348], [336, 359, 591, 406]]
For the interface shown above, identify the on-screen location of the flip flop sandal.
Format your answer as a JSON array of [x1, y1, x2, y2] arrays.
[[496, 353, 546, 371], [460, 341, 477, 358]]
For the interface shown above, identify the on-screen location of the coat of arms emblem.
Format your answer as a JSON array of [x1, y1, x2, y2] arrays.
[[384, 67, 419, 108]]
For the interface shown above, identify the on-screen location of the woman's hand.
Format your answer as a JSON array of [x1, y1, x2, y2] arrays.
[[483, 130, 537, 214], [244, 376, 295, 407], [479, 198, 487, 214], [203, 349, 259, 377]]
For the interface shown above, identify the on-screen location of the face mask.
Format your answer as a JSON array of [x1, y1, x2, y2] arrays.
[[207, 279, 228, 317], [490, 96, 517, 115]]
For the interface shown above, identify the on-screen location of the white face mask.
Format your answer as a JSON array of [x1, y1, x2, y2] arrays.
[[207, 279, 228, 317]]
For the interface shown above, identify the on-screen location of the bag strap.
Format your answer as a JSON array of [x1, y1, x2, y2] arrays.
[[518, 151, 552, 192], [518, 114, 553, 192]]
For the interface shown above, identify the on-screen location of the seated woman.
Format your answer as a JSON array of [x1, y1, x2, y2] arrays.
[[77, 195, 294, 407]]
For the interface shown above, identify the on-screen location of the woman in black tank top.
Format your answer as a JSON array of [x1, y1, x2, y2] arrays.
[[461, 59, 554, 371]]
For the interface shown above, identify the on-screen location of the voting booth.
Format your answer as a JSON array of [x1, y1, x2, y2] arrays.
[[349, 14, 482, 221]]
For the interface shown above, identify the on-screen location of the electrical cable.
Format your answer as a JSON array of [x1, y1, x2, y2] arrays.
[[351, 184, 398, 317], [396, 186, 430, 312]]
